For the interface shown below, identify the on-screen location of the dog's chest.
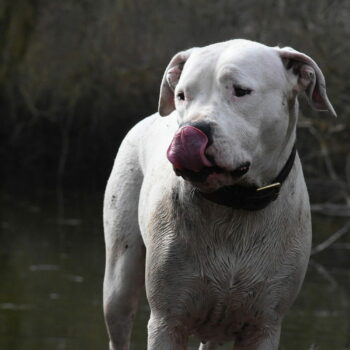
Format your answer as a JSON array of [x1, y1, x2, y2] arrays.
[[147, 203, 282, 340], [152, 235, 275, 343]]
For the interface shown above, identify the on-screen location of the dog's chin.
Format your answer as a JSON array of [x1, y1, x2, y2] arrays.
[[192, 172, 236, 192], [175, 168, 240, 193]]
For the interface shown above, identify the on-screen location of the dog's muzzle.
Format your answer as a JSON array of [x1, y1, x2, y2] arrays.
[[167, 125, 250, 183]]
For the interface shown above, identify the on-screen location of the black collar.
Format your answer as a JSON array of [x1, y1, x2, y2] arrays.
[[198, 145, 297, 211]]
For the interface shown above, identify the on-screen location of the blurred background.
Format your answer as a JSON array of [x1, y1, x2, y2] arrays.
[[1, 0, 349, 349]]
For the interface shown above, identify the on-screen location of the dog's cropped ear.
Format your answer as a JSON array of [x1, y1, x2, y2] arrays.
[[158, 48, 197, 117], [277, 47, 336, 117]]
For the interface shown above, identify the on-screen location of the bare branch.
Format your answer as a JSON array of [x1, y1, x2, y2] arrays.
[[311, 222, 350, 255], [311, 203, 350, 216]]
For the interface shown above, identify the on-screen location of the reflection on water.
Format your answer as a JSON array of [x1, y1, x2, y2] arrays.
[[0, 189, 349, 350]]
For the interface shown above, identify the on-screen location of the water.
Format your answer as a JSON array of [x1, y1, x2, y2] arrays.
[[0, 189, 349, 350]]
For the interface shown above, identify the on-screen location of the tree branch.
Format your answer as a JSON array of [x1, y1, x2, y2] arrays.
[[311, 222, 350, 255]]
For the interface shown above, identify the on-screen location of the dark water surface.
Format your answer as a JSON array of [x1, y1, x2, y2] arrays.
[[1, 189, 349, 350]]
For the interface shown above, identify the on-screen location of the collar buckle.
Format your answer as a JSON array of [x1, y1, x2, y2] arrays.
[[256, 182, 281, 201], [256, 182, 281, 192]]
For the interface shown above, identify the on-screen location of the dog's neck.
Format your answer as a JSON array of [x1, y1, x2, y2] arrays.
[[261, 98, 299, 182], [264, 130, 296, 185]]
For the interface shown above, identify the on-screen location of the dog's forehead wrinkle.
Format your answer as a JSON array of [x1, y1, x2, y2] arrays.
[[180, 54, 217, 93], [216, 65, 257, 90]]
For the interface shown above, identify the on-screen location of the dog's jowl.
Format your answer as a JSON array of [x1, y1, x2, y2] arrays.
[[103, 39, 336, 350]]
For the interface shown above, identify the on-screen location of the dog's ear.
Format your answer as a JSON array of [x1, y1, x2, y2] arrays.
[[277, 47, 336, 117], [158, 48, 197, 117]]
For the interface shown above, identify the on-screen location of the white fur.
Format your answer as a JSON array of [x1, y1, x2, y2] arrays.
[[103, 39, 335, 350]]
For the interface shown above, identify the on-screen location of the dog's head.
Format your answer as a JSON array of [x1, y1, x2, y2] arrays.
[[159, 39, 336, 192]]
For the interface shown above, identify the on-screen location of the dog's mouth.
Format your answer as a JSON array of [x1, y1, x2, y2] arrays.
[[174, 165, 223, 183], [173, 162, 250, 185]]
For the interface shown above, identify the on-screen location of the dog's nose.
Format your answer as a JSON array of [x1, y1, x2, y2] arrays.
[[167, 125, 213, 172], [184, 121, 213, 146]]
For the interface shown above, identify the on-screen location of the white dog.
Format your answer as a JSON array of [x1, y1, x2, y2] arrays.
[[103, 39, 336, 350]]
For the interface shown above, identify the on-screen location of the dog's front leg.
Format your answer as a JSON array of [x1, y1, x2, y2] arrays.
[[103, 135, 145, 350], [147, 314, 188, 350]]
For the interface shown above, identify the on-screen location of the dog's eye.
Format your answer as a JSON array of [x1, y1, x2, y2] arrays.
[[234, 86, 252, 97], [176, 92, 185, 101]]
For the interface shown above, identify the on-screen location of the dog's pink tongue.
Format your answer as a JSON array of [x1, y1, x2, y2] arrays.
[[167, 126, 212, 172]]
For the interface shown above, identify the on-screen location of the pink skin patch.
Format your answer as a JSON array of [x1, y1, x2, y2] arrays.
[[167, 126, 212, 172]]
